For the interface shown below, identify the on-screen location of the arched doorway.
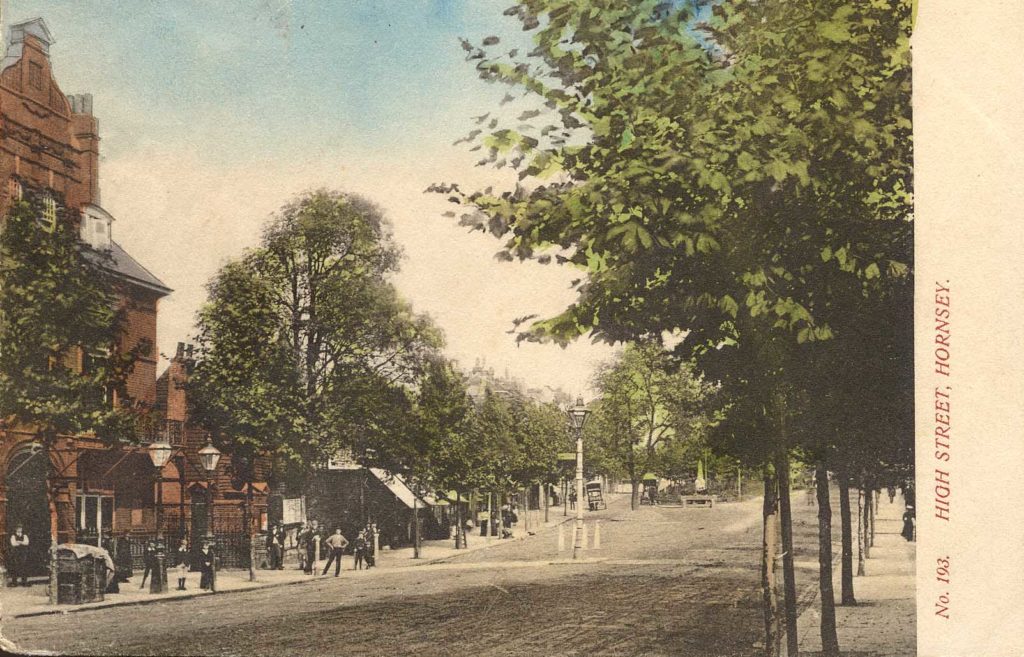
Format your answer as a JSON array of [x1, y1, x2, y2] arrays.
[[6, 447, 51, 577]]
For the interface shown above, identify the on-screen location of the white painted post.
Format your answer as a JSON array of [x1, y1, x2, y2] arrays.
[[593, 520, 601, 549]]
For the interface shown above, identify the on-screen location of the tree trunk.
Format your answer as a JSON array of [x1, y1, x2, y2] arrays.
[[856, 488, 866, 576], [839, 471, 856, 605], [774, 451, 798, 657], [869, 491, 876, 547], [413, 495, 421, 558], [630, 479, 640, 510], [862, 487, 872, 560], [815, 463, 840, 656], [761, 474, 781, 657]]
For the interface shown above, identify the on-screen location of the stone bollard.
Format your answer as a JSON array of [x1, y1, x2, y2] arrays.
[[557, 524, 565, 552], [593, 520, 601, 549]]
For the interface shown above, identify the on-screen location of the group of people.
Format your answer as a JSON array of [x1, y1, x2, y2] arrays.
[[292, 520, 378, 577], [139, 537, 217, 592]]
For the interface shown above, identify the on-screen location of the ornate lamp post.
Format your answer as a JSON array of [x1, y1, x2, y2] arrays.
[[146, 439, 173, 594], [566, 397, 590, 560], [198, 442, 221, 589], [235, 452, 257, 582]]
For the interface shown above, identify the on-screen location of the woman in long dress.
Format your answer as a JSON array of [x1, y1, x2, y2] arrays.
[[199, 543, 216, 591], [901, 506, 916, 542]]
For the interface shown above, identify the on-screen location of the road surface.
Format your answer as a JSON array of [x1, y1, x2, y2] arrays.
[[2, 492, 842, 656]]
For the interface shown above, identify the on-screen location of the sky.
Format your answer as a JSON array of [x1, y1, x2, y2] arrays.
[[5, 0, 618, 398]]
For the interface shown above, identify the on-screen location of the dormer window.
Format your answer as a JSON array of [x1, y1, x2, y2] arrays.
[[39, 193, 57, 232], [81, 206, 113, 250]]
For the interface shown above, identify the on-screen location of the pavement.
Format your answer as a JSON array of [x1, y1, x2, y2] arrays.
[[792, 494, 916, 657], [0, 506, 574, 621]]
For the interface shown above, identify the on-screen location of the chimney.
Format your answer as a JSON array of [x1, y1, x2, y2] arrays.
[[175, 342, 185, 359], [66, 93, 93, 115]]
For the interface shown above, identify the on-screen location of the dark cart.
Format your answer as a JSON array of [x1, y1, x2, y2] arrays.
[[54, 546, 109, 605], [585, 481, 606, 511]]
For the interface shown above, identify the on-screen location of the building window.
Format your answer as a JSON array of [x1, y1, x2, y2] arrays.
[[29, 61, 44, 90], [75, 494, 115, 536], [8, 178, 23, 202], [39, 193, 57, 232]]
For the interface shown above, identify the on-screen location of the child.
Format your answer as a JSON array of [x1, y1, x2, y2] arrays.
[[174, 539, 190, 590]]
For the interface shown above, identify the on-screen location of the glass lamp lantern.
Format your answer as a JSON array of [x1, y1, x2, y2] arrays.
[[147, 440, 173, 469], [566, 397, 590, 432], [198, 442, 222, 473]]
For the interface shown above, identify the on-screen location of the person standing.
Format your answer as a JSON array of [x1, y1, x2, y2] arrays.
[[265, 523, 281, 570], [304, 522, 322, 574], [296, 523, 310, 572], [199, 542, 216, 591], [274, 523, 286, 570], [139, 539, 156, 588], [321, 529, 348, 577], [8, 524, 30, 586], [901, 506, 916, 542], [364, 524, 377, 568], [173, 539, 190, 590], [353, 531, 366, 571]]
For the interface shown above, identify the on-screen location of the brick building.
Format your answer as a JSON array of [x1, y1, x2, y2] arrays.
[[0, 19, 268, 580]]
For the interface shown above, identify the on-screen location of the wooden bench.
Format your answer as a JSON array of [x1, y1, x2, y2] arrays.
[[681, 495, 715, 508]]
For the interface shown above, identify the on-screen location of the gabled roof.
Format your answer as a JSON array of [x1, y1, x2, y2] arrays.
[[84, 241, 172, 296], [2, 18, 56, 71], [9, 18, 55, 47]]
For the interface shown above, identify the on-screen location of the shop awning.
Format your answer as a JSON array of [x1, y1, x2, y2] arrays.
[[369, 468, 433, 509]]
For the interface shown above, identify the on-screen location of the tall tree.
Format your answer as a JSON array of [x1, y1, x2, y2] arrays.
[[190, 190, 442, 487], [0, 191, 141, 443]]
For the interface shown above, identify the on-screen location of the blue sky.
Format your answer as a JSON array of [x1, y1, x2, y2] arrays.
[[5, 1, 615, 396], [9, 1, 519, 161]]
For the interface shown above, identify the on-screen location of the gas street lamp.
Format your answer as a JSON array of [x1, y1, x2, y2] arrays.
[[198, 442, 221, 592], [198, 442, 222, 541], [566, 397, 590, 560], [146, 440, 173, 594]]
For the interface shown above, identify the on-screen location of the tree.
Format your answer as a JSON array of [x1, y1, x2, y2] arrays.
[[0, 191, 141, 443], [588, 342, 712, 510], [190, 190, 443, 488], [440, 1, 911, 653]]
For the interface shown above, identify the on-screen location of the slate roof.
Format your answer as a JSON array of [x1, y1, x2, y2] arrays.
[[84, 241, 172, 296]]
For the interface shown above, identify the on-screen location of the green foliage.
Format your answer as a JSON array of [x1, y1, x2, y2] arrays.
[[190, 190, 444, 478], [585, 342, 714, 495], [0, 193, 141, 442], [437, 0, 912, 353]]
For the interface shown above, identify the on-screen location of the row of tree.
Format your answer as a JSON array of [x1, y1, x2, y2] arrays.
[[439, 0, 913, 655]]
